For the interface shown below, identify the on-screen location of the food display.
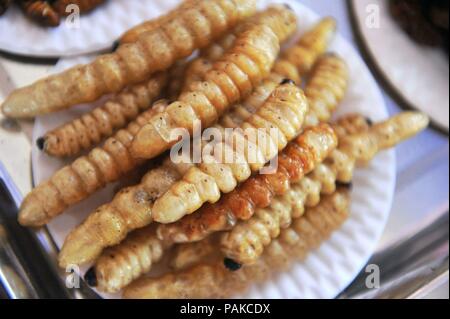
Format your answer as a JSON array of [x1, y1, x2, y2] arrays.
[[0, 0, 431, 299]]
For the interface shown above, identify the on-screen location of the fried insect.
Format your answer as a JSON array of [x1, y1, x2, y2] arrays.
[[0, 0, 12, 16], [155, 55, 348, 244], [130, 25, 284, 159], [219, 112, 430, 265], [119, 0, 200, 45], [18, 0, 60, 27], [57, 82, 309, 268], [122, 189, 350, 299], [182, 5, 298, 90], [39, 73, 168, 158], [2, 0, 256, 118], [83, 78, 292, 293], [52, 0, 106, 16], [18, 100, 169, 227], [157, 112, 428, 246]]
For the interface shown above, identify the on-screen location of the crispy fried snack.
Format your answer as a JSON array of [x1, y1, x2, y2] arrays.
[[155, 55, 348, 244], [119, 0, 200, 45], [182, 5, 298, 90], [130, 25, 285, 160], [39, 73, 168, 158], [123, 189, 350, 299], [18, 0, 60, 27], [57, 82, 309, 268], [52, 0, 106, 16], [83, 78, 293, 293], [157, 112, 428, 246], [218, 112, 430, 265], [18, 100, 169, 227], [2, 0, 256, 118], [0, 0, 12, 16]]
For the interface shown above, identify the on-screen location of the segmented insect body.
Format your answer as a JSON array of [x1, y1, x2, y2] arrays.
[[119, 0, 200, 45], [130, 24, 281, 159], [218, 112, 430, 265], [2, 0, 257, 118], [40, 73, 168, 158], [0, 0, 11, 16], [157, 112, 429, 246], [122, 189, 350, 299], [18, 101, 169, 227], [86, 78, 290, 293], [57, 82, 308, 269], [19, 0, 60, 26], [52, 0, 106, 16]]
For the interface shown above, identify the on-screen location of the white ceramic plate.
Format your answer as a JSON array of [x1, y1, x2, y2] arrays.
[[351, 0, 449, 131], [0, 0, 180, 57], [32, 0, 396, 299]]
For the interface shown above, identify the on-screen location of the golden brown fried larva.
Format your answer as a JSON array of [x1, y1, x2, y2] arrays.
[[129, 24, 282, 160], [2, 0, 256, 118], [18, 100, 169, 227], [57, 82, 308, 268], [119, 0, 201, 45], [218, 112, 430, 265], [157, 112, 428, 246], [52, 0, 106, 16], [283, 17, 337, 76], [85, 78, 292, 293], [182, 5, 297, 91], [19, 0, 60, 27], [122, 189, 350, 299], [0, 0, 12, 16], [157, 123, 337, 244], [39, 73, 168, 158]]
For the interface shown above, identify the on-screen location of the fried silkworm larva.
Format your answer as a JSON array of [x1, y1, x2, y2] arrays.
[[129, 24, 283, 160], [156, 122, 337, 244], [0, 0, 12, 16], [52, 0, 107, 16], [182, 5, 297, 90], [39, 73, 168, 158], [84, 76, 293, 293], [2, 0, 256, 118], [219, 112, 430, 265], [119, 0, 201, 45], [57, 82, 308, 268], [122, 189, 350, 299], [18, 100, 170, 227], [19, 0, 60, 27]]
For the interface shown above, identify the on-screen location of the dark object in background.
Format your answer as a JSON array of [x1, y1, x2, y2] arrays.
[[52, 0, 106, 17], [0, 0, 12, 16], [18, 0, 60, 26], [390, 0, 449, 52]]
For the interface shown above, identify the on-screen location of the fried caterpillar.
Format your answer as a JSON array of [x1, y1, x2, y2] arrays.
[[18, 0, 60, 27], [18, 100, 170, 227], [58, 82, 310, 268], [2, 0, 256, 118], [52, 0, 106, 16], [155, 55, 348, 244], [129, 24, 286, 160], [123, 189, 350, 299], [182, 5, 298, 90], [38, 73, 168, 158], [148, 82, 310, 225], [119, 0, 200, 45], [83, 78, 287, 293], [219, 112, 430, 265]]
